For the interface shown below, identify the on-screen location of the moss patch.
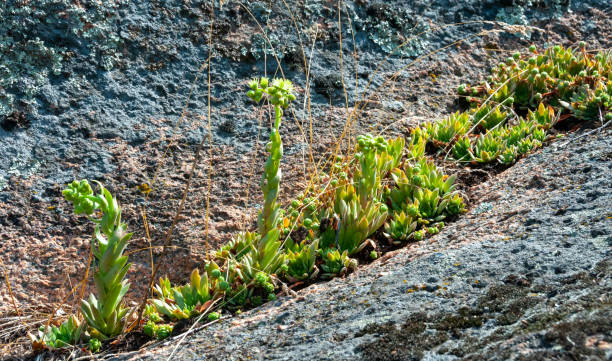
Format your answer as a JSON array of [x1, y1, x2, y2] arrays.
[[434, 314, 484, 332], [356, 263, 612, 361], [356, 313, 448, 361], [496, 296, 542, 326], [538, 313, 612, 359], [357, 308, 490, 360]]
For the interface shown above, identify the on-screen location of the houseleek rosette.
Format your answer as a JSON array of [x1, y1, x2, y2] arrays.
[[31, 315, 85, 350], [63, 180, 132, 339], [325, 134, 403, 255], [151, 268, 215, 320], [284, 239, 319, 282]]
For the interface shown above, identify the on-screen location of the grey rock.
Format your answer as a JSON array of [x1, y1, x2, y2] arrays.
[[2, 0, 610, 195]]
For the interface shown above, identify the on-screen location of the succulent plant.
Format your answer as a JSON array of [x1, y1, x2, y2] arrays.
[[319, 249, 357, 278], [62, 179, 95, 215], [499, 145, 519, 164], [31, 315, 84, 349], [88, 337, 101, 353], [237, 230, 285, 280], [531, 128, 546, 142], [564, 80, 612, 120], [216, 231, 258, 261], [407, 134, 426, 160], [284, 239, 319, 282], [472, 105, 509, 130], [354, 134, 404, 205], [445, 101, 556, 165], [329, 183, 387, 255], [63, 180, 132, 340], [445, 193, 465, 216], [462, 44, 611, 120], [287, 195, 321, 233], [470, 130, 504, 163], [224, 283, 248, 308], [143, 320, 158, 338], [247, 78, 296, 238], [383, 211, 418, 244], [219, 77, 298, 299], [388, 158, 463, 221], [422, 159, 457, 193], [223, 267, 278, 304], [208, 312, 221, 321], [254, 272, 275, 292], [143, 303, 161, 323], [184, 77, 299, 310], [503, 118, 534, 147], [528, 102, 556, 129], [517, 137, 541, 154], [422, 111, 471, 147], [452, 136, 472, 161], [317, 135, 402, 255], [156, 324, 173, 340], [411, 188, 450, 223], [151, 269, 217, 320], [216, 240, 280, 307]]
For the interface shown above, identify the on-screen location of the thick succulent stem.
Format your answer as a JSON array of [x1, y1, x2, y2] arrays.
[[247, 78, 295, 238], [258, 103, 283, 236], [245, 77, 296, 280], [63, 180, 132, 339]]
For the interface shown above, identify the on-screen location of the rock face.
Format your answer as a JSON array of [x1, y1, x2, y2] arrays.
[[129, 129, 612, 361], [0, 1, 611, 359], [2, 0, 610, 313], [1, 0, 609, 195]]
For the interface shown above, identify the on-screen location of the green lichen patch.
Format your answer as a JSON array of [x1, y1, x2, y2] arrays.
[[0, 0, 124, 116], [360, 3, 428, 57], [495, 0, 571, 27]]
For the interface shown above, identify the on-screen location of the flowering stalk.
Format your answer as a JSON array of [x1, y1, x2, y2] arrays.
[[231, 77, 296, 292], [247, 77, 296, 236], [63, 180, 132, 339]]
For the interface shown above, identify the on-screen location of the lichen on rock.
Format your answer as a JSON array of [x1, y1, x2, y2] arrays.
[[0, 0, 125, 116]]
